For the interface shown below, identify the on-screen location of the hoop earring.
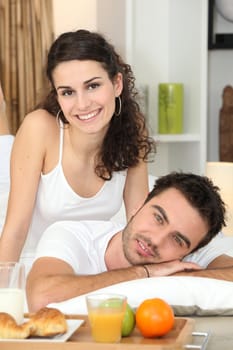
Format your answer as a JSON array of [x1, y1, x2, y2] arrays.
[[115, 96, 122, 116]]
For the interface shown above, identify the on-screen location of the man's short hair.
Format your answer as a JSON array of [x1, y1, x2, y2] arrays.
[[144, 172, 226, 250]]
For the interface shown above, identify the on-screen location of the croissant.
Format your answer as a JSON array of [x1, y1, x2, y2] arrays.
[[0, 307, 67, 339], [0, 313, 32, 339], [28, 307, 68, 337]]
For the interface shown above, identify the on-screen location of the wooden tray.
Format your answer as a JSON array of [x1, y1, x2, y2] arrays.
[[0, 316, 195, 350]]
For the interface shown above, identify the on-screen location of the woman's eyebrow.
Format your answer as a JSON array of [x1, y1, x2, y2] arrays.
[[56, 85, 71, 90], [84, 76, 102, 84], [56, 77, 102, 91]]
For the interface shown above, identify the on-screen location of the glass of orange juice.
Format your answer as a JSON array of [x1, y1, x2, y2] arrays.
[[86, 293, 127, 343]]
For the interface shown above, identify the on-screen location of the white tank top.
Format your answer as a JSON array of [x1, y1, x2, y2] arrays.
[[22, 124, 127, 257]]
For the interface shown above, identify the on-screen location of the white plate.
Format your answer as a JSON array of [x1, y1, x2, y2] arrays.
[[0, 319, 84, 342]]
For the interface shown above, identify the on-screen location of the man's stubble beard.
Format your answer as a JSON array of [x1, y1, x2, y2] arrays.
[[121, 220, 136, 265], [121, 219, 160, 266]]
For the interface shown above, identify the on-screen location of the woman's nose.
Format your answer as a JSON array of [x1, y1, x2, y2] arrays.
[[75, 92, 91, 110]]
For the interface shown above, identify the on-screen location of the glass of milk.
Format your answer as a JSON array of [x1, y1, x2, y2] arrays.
[[0, 262, 25, 324]]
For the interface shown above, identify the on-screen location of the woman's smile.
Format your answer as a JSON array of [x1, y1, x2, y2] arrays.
[[74, 108, 101, 121]]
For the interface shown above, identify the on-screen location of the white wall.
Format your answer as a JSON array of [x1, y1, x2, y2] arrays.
[[208, 11, 233, 161], [96, 0, 127, 59]]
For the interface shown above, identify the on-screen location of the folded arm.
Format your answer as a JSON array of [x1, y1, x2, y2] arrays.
[[27, 252, 233, 313], [172, 254, 233, 281], [26, 257, 146, 312], [26, 257, 203, 312]]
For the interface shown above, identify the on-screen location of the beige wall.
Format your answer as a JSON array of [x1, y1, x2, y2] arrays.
[[53, 0, 97, 37], [52, 1, 127, 58], [96, 0, 127, 59]]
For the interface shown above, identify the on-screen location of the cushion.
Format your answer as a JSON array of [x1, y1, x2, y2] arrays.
[[48, 276, 233, 316], [0, 135, 14, 184], [0, 135, 13, 231], [0, 191, 9, 232]]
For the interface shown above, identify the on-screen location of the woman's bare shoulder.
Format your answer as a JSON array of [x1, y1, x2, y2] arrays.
[[18, 109, 58, 135], [12, 110, 60, 169], [22, 109, 56, 126]]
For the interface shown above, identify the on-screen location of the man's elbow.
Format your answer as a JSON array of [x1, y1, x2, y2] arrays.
[[26, 279, 52, 313]]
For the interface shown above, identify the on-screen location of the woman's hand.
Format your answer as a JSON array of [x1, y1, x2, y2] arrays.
[[0, 81, 6, 113], [0, 80, 9, 134]]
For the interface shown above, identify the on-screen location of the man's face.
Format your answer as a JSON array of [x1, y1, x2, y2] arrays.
[[122, 188, 209, 265]]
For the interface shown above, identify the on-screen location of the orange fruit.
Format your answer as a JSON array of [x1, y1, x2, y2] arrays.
[[135, 298, 175, 338]]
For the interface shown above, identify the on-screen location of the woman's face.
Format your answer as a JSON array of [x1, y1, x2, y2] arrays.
[[53, 60, 123, 134]]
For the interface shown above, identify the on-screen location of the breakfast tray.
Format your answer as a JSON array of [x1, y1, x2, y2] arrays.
[[0, 316, 209, 350]]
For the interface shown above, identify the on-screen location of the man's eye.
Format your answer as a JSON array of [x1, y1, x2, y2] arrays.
[[154, 213, 163, 224], [173, 235, 184, 247]]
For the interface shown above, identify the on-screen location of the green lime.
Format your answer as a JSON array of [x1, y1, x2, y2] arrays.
[[121, 303, 136, 337]]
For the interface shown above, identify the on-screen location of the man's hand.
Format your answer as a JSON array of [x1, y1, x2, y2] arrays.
[[146, 260, 202, 277]]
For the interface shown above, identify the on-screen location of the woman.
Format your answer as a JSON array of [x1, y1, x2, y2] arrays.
[[0, 30, 156, 272]]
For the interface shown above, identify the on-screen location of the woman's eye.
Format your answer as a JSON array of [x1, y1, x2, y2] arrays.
[[87, 82, 100, 90], [61, 89, 73, 96]]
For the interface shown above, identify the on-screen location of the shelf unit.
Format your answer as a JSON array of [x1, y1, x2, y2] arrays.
[[97, 0, 208, 177], [155, 134, 200, 143]]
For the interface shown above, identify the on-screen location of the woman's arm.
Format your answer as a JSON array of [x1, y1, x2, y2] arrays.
[[0, 111, 52, 261], [123, 160, 149, 221]]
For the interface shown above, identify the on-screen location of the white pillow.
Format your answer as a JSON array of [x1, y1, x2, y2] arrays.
[[0, 191, 9, 232], [49, 276, 233, 316]]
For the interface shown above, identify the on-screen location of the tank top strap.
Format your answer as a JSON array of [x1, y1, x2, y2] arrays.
[[58, 120, 64, 164]]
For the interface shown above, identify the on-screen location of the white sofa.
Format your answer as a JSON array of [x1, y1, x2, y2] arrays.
[[0, 135, 14, 231]]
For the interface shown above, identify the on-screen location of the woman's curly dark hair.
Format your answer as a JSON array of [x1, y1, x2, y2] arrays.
[[37, 29, 156, 180], [144, 172, 226, 251]]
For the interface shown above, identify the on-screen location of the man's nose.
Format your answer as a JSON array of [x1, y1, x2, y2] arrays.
[[151, 230, 166, 247]]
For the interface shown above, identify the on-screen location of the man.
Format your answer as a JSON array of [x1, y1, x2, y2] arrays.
[[26, 172, 233, 312]]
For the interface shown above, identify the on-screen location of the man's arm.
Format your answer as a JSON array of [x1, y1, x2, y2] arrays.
[[27, 254, 233, 312], [26, 257, 201, 312], [26, 257, 146, 312]]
